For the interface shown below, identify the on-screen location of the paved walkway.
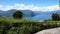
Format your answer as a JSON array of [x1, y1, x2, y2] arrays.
[[35, 27, 60, 34]]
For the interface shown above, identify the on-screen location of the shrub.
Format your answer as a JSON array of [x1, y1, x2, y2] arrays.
[[51, 13, 60, 21], [13, 10, 23, 19], [0, 18, 60, 34]]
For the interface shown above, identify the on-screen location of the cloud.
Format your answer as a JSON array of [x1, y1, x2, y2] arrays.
[[0, 4, 59, 12], [0, 5, 3, 9], [31, 5, 59, 12]]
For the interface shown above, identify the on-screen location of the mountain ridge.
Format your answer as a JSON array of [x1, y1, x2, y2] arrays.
[[0, 9, 60, 20]]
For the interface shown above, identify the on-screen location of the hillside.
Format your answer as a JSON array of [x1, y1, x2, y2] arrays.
[[0, 9, 60, 20]]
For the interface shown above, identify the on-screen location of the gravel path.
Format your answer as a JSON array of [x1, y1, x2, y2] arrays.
[[35, 27, 60, 34]]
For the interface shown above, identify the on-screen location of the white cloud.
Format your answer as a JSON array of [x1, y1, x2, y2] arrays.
[[44, 5, 59, 11], [0, 4, 59, 12], [31, 5, 59, 12], [0, 5, 3, 9], [15, 4, 24, 7]]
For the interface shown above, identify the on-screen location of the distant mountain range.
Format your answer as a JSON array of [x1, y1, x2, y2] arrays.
[[0, 9, 60, 21]]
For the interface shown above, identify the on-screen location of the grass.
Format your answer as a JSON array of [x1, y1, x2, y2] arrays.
[[0, 17, 60, 34], [0, 17, 42, 34], [45, 21, 60, 27], [0, 17, 35, 23]]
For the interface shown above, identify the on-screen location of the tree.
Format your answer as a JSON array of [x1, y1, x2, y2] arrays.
[[13, 10, 23, 19], [51, 13, 60, 21]]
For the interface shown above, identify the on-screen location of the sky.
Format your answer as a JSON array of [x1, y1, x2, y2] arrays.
[[0, 0, 59, 11]]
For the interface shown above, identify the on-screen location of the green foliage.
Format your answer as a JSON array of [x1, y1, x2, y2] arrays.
[[0, 18, 60, 34], [0, 18, 35, 24], [51, 13, 60, 21], [0, 18, 42, 34], [13, 10, 23, 19], [45, 21, 60, 28]]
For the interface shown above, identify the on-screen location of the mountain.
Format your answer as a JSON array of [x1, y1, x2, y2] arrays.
[[32, 11, 52, 20], [4, 9, 16, 17], [0, 9, 60, 20], [20, 10, 35, 17], [32, 10, 60, 20], [0, 9, 35, 18], [55, 10, 60, 14], [0, 10, 6, 17]]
